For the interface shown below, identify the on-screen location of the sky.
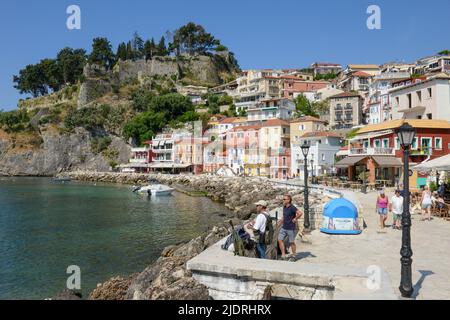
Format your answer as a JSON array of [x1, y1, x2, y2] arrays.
[[1, 0, 450, 110]]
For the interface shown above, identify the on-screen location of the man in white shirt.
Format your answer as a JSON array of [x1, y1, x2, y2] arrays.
[[245, 200, 269, 259], [389, 190, 404, 230]]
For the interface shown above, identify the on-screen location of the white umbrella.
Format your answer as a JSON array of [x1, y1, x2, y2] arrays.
[[414, 154, 450, 172]]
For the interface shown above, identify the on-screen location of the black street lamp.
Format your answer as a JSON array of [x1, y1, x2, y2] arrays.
[[310, 159, 314, 184], [396, 122, 416, 298], [301, 142, 311, 231]]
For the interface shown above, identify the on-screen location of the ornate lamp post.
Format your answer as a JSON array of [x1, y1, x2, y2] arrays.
[[310, 159, 315, 184], [301, 142, 311, 231], [396, 123, 416, 298]]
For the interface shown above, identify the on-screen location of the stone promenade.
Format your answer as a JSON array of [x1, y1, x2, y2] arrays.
[[295, 190, 450, 300]]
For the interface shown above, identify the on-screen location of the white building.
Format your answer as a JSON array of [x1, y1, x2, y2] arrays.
[[247, 98, 296, 123], [390, 73, 450, 120], [291, 132, 342, 179], [366, 72, 411, 124], [414, 55, 450, 76]]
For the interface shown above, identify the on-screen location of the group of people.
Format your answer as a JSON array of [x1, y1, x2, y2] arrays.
[[376, 183, 448, 230], [245, 194, 303, 260]]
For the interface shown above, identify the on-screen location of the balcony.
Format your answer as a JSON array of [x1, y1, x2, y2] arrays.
[[349, 147, 395, 156], [410, 148, 433, 156], [129, 158, 148, 164], [153, 148, 173, 153]]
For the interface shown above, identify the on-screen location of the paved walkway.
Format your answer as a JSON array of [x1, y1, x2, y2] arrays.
[[294, 190, 450, 300]]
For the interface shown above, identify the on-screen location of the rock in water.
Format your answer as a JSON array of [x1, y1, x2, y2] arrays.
[[51, 289, 82, 300], [89, 276, 135, 300]]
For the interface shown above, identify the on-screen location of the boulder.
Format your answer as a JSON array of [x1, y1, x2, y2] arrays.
[[89, 276, 135, 300]]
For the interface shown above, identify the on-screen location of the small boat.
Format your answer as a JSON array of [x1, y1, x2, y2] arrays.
[[133, 184, 175, 196]]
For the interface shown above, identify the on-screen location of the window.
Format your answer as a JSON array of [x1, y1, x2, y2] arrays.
[[417, 91, 422, 102], [395, 138, 400, 150], [382, 138, 389, 149], [421, 137, 432, 151], [299, 125, 305, 130], [374, 139, 381, 148], [435, 137, 442, 150], [322, 154, 325, 161], [407, 94, 412, 108], [428, 88, 432, 98], [411, 137, 418, 150]]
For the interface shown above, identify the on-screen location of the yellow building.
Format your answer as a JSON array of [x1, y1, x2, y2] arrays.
[[290, 116, 327, 145]]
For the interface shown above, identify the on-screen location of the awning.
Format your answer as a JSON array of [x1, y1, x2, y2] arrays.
[[349, 130, 394, 142], [372, 156, 403, 167], [335, 156, 366, 168], [414, 154, 450, 172]]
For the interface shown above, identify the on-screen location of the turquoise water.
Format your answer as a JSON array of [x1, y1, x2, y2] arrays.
[[0, 177, 230, 300]]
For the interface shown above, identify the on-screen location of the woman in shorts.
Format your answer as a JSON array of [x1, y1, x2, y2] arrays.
[[376, 190, 389, 230]]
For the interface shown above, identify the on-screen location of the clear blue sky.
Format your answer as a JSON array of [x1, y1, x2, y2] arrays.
[[1, 0, 450, 110]]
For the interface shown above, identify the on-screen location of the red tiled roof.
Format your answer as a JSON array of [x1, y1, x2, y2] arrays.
[[262, 119, 290, 127], [352, 71, 372, 78], [230, 125, 262, 132], [219, 117, 247, 124], [290, 116, 326, 123], [329, 92, 361, 99]]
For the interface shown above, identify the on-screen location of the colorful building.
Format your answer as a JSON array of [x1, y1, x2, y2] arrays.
[[335, 119, 450, 188]]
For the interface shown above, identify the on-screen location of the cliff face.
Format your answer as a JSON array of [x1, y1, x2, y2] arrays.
[[0, 129, 130, 176], [78, 53, 240, 107]]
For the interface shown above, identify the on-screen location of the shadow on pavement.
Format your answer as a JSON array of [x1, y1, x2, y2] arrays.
[[412, 270, 434, 299]]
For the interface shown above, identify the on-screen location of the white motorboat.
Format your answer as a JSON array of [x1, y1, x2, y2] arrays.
[[134, 184, 175, 196]]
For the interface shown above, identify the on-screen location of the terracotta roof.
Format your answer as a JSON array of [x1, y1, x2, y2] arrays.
[[301, 131, 341, 138], [219, 117, 248, 124], [290, 116, 326, 123], [261, 119, 290, 127], [230, 125, 262, 132], [329, 92, 362, 99], [357, 119, 450, 134], [352, 71, 372, 78]]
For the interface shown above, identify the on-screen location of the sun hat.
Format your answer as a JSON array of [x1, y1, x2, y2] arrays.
[[254, 200, 268, 207]]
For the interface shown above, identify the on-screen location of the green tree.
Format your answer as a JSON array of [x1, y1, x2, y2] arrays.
[[217, 94, 233, 106], [295, 94, 319, 118], [39, 58, 62, 92], [123, 111, 166, 145], [131, 32, 145, 59], [172, 22, 219, 56], [438, 49, 450, 56], [56, 47, 86, 84], [13, 63, 48, 97], [116, 42, 127, 61], [126, 41, 135, 61], [131, 88, 155, 112], [143, 39, 156, 61], [88, 37, 115, 70], [149, 93, 194, 121], [156, 36, 168, 56]]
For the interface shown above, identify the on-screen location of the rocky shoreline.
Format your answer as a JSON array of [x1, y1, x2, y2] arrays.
[[54, 171, 331, 300]]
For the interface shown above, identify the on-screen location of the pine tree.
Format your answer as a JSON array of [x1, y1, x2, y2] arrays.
[[131, 32, 144, 59], [143, 39, 155, 61], [126, 41, 135, 61], [116, 42, 127, 61], [156, 36, 168, 56]]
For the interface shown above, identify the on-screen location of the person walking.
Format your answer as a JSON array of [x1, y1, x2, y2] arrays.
[[421, 185, 432, 221], [376, 190, 389, 231], [277, 195, 303, 260], [389, 189, 403, 230], [245, 200, 269, 259]]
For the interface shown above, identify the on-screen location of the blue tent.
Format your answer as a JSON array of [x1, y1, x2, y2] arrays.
[[320, 198, 362, 235]]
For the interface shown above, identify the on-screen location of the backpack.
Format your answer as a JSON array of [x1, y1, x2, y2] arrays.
[[263, 213, 274, 246]]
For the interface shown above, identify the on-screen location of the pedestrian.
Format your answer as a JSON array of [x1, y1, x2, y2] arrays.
[[389, 189, 403, 230], [421, 185, 432, 221], [376, 190, 389, 231], [245, 200, 269, 259], [277, 194, 303, 260]]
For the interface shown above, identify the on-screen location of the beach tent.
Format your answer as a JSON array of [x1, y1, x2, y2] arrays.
[[414, 154, 450, 172]]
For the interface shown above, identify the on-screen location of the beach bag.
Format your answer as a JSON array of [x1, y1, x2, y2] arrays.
[[263, 214, 274, 246]]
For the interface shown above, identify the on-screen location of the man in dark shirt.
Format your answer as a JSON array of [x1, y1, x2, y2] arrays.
[[277, 194, 303, 259]]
